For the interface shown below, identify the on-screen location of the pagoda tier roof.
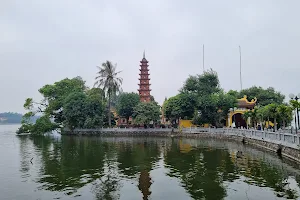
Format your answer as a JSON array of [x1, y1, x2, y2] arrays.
[[138, 78, 150, 81], [139, 69, 149, 71], [140, 58, 148, 63], [139, 74, 150, 76], [138, 89, 152, 91], [138, 83, 151, 85], [237, 95, 257, 108]]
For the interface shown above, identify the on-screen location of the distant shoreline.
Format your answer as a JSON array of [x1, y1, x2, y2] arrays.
[[0, 123, 21, 125]]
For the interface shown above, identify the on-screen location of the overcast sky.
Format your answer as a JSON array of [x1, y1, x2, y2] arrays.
[[1, 0, 300, 113]]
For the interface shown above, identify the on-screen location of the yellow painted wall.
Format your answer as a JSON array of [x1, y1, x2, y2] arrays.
[[179, 120, 193, 128], [179, 120, 210, 128]]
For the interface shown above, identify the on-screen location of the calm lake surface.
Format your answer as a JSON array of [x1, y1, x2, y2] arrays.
[[1, 125, 300, 200]]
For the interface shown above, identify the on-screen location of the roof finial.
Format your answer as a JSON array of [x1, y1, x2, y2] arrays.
[[143, 50, 145, 58]]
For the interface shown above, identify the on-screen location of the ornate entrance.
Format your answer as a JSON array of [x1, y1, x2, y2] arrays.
[[232, 113, 246, 128]]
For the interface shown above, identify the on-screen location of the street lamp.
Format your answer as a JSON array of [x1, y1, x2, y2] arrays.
[[289, 93, 300, 132]]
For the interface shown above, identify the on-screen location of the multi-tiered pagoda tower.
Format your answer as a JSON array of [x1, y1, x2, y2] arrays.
[[138, 52, 151, 102]]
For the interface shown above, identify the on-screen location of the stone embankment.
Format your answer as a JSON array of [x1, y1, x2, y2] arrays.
[[62, 127, 300, 163]]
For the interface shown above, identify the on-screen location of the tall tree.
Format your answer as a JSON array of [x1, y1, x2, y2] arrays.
[[164, 93, 196, 123], [239, 86, 285, 106], [276, 104, 293, 128], [181, 69, 220, 95], [94, 61, 123, 127], [132, 102, 161, 127], [116, 92, 140, 121]]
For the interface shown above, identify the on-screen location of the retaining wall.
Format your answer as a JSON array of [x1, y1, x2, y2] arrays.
[[62, 128, 300, 163]]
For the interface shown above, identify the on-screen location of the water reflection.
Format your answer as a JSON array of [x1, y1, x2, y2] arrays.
[[17, 136, 300, 199]]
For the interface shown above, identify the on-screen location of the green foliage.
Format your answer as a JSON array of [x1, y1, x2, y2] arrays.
[[63, 92, 88, 130], [31, 115, 57, 134], [239, 86, 285, 106], [277, 104, 293, 128], [181, 69, 220, 95], [133, 102, 161, 125], [39, 77, 86, 123], [164, 93, 196, 122], [116, 92, 140, 120], [290, 99, 300, 110], [17, 76, 108, 134], [247, 103, 293, 130], [63, 91, 106, 130], [173, 70, 237, 127], [94, 61, 123, 127]]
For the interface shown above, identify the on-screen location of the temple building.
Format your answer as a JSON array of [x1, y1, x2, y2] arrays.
[[227, 95, 257, 128], [138, 52, 151, 102]]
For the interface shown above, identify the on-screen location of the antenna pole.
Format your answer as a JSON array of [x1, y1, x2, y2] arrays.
[[239, 46, 242, 90], [203, 44, 205, 72]]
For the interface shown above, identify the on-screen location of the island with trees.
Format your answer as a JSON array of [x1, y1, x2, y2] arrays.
[[16, 60, 299, 135]]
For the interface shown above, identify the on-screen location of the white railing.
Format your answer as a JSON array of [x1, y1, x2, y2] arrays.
[[181, 127, 300, 149], [69, 127, 175, 133]]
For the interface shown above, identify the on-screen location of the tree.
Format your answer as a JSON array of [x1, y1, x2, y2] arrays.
[[277, 104, 293, 128], [242, 111, 252, 128], [17, 77, 87, 134], [17, 77, 107, 134], [181, 69, 220, 95], [215, 92, 237, 126], [63, 91, 106, 130], [39, 77, 86, 124], [63, 92, 88, 130], [264, 103, 279, 131], [84, 89, 106, 128], [31, 115, 57, 134], [164, 93, 196, 124], [94, 61, 123, 127], [239, 86, 285, 106], [132, 102, 161, 126], [116, 92, 140, 121]]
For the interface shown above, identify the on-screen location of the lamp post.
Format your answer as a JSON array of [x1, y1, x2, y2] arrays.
[[289, 93, 300, 133]]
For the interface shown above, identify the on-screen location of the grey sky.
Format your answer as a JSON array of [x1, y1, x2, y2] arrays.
[[1, 0, 300, 113]]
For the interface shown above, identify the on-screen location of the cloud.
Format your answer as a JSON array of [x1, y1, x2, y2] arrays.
[[1, 0, 300, 112]]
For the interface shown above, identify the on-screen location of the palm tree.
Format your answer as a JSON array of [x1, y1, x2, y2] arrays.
[[251, 107, 260, 129], [94, 61, 122, 127], [265, 104, 278, 131], [242, 111, 251, 129], [277, 104, 293, 129]]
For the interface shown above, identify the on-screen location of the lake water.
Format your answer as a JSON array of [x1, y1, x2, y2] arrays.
[[1, 124, 300, 200]]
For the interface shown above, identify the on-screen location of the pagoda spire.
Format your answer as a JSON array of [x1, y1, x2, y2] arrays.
[[138, 53, 151, 102]]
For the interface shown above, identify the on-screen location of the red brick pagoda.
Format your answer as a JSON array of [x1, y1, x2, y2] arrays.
[[138, 51, 151, 102]]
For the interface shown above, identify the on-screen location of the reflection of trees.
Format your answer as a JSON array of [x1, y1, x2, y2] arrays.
[[165, 139, 299, 200], [234, 155, 298, 199], [20, 135, 300, 200], [92, 151, 121, 200], [33, 136, 107, 195], [117, 140, 160, 200], [165, 140, 233, 200], [18, 136, 39, 178]]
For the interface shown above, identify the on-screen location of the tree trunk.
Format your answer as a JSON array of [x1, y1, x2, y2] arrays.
[[274, 118, 277, 131], [108, 93, 111, 128]]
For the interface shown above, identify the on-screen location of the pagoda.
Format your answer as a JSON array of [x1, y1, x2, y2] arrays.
[[138, 51, 151, 102]]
